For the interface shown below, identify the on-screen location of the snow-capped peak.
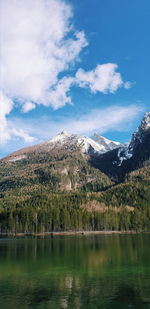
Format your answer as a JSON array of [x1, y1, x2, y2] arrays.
[[79, 136, 108, 154], [93, 133, 121, 151], [48, 130, 70, 144], [46, 131, 121, 155]]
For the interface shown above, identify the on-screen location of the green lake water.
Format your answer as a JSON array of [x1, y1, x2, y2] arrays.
[[0, 234, 149, 309]]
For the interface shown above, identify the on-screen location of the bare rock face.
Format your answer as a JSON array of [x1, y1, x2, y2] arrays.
[[116, 112, 150, 166], [127, 112, 150, 155]]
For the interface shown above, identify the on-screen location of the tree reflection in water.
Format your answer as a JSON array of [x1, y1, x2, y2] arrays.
[[0, 234, 149, 309]]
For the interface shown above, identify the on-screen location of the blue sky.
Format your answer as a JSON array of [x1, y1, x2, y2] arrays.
[[0, 0, 149, 157]]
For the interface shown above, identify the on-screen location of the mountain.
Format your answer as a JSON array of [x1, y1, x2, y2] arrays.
[[93, 134, 121, 152], [1, 131, 119, 194], [3, 130, 121, 163], [0, 112, 150, 233], [0, 112, 149, 193], [0, 131, 122, 193], [117, 112, 150, 166], [90, 112, 150, 181], [90, 112, 150, 210], [46, 130, 121, 155]]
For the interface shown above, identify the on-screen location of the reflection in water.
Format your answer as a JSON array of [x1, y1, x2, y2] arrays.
[[0, 234, 149, 308], [110, 285, 149, 309]]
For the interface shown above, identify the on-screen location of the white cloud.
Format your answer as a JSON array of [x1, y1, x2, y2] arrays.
[[11, 128, 36, 143], [48, 77, 74, 109], [9, 104, 143, 141], [76, 63, 130, 94], [0, 0, 132, 146], [0, 0, 87, 107], [0, 91, 13, 143], [124, 81, 133, 89], [22, 102, 36, 113], [0, 76, 73, 145], [55, 105, 143, 135], [0, 91, 36, 144], [0, 0, 88, 143]]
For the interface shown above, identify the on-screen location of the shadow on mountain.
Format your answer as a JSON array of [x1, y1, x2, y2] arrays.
[[89, 127, 150, 183], [89, 148, 123, 182]]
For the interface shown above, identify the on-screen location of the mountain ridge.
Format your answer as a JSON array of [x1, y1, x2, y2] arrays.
[[0, 112, 149, 233], [0, 111, 149, 194], [2, 130, 122, 162]]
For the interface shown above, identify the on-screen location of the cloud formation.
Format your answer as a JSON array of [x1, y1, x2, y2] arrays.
[[10, 104, 143, 141], [0, 91, 13, 143], [0, 0, 87, 106], [0, 91, 35, 144], [0, 0, 131, 145], [76, 64, 130, 94], [22, 102, 36, 113], [0, 0, 87, 143], [69, 105, 142, 135], [49, 105, 143, 136]]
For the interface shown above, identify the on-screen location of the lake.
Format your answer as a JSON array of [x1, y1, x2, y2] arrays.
[[0, 234, 149, 309]]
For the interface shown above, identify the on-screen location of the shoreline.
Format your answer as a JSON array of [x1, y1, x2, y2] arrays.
[[0, 230, 149, 237]]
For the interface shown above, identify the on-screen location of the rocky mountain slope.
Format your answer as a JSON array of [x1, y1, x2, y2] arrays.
[[3, 130, 121, 163], [0, 112, 150, 201], [91, 112, 150, 181], [0, 112, 150, 233]]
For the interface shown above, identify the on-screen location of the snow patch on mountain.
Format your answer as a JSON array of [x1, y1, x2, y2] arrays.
[[47, 131, 121, 155], [93, 134, 121, 151], [78, 136, 107, 154], [116, 145, 132, 166], [47, 131, 70, 144]]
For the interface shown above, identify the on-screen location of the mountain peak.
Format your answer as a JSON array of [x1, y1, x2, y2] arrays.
[[48, 130, 70, 144], [93, 133, 121, 151], [59, 130, 69, 136], [117, 111, 150, 165], [131, 111, 150, 141], [140, 112, 150, 131]]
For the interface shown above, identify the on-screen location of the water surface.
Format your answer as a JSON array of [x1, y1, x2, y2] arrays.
[[0, 234, 149, 308]]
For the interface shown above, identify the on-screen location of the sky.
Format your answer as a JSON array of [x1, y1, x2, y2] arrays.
[[0, 0, 150, 158]]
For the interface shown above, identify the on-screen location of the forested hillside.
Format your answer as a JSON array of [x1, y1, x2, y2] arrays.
[[0, 113, 150, 233]]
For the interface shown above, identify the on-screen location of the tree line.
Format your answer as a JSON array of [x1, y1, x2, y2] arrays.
[[0, 193, 149, 234]]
